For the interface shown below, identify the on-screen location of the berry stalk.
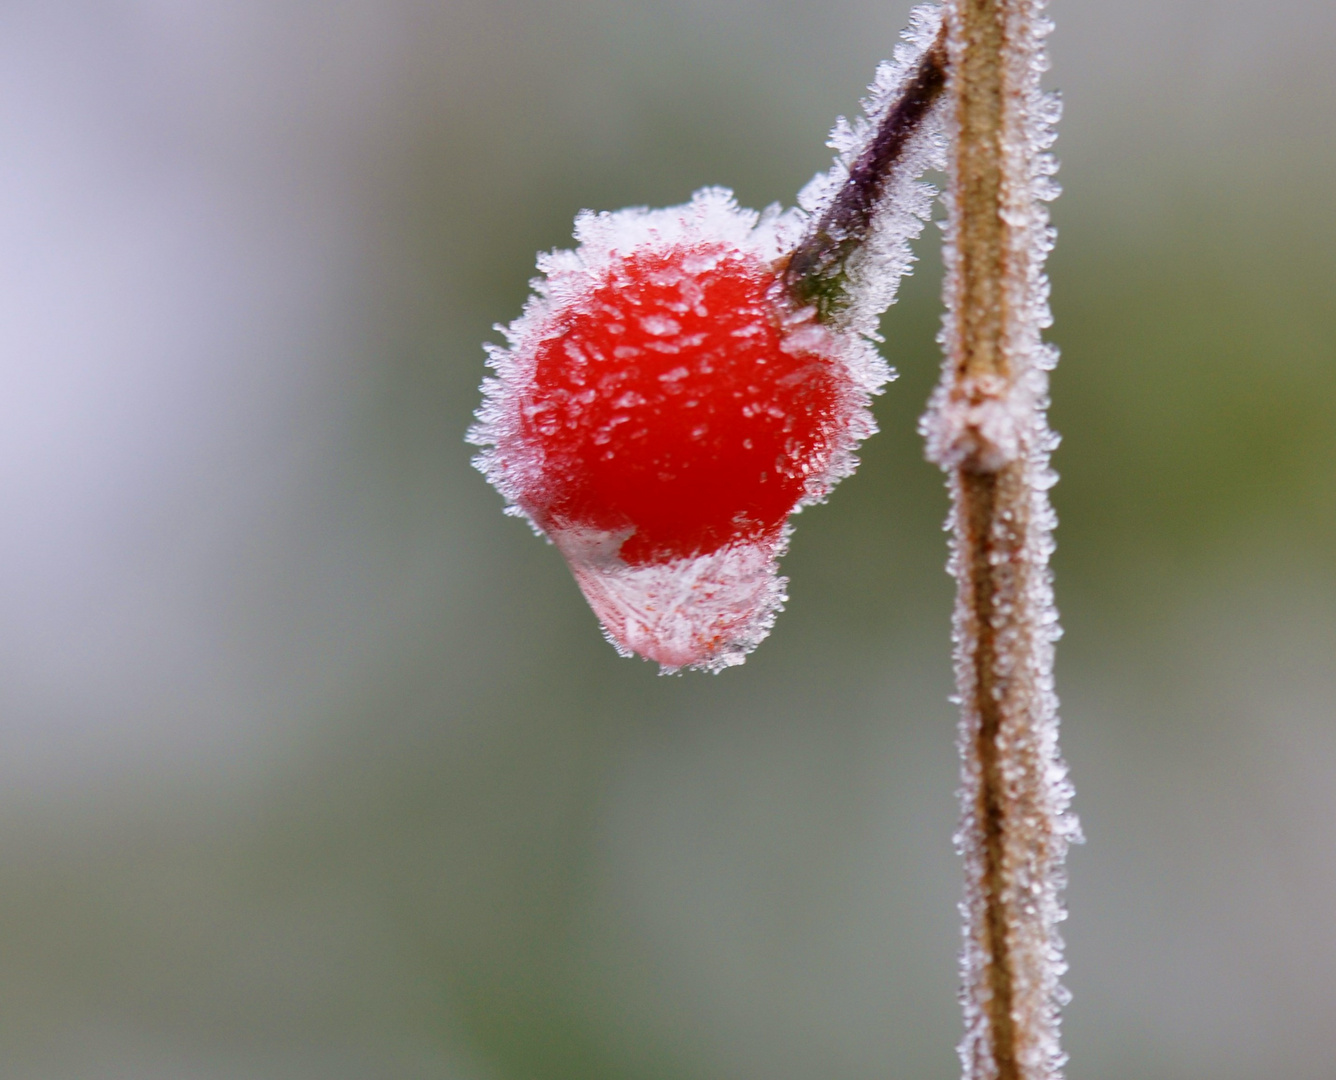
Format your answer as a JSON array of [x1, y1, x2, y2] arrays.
[[921, 1, 1079, 1079], [783, 24, 948, 323]]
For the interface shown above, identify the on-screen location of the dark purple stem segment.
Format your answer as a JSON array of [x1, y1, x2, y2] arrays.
[[782, 29, 947, 322]]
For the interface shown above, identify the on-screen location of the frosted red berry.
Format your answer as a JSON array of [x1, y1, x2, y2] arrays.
[[472, 14, 947, 671], [471, 190, 889, 672]]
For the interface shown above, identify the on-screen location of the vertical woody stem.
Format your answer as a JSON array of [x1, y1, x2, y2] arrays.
[[924, 1, 1078, 1079]]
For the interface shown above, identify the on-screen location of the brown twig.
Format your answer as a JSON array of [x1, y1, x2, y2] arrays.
[[922, 1, 1079, 1078]]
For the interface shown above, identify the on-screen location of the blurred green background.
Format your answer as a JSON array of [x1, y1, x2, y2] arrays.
[[0, 1, 1332, 1076]]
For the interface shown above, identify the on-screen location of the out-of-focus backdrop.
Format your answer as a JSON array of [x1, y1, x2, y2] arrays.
[[0, 0, 1332, 1076]]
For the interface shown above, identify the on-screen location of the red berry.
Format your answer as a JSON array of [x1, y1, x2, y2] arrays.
[[471, 190, 886, 672], [525, 243, 842, 563]]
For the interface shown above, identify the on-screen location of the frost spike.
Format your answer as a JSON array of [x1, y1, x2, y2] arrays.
[[919, 0, 1080, 1078]]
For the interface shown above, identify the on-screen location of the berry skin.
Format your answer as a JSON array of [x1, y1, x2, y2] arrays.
[[471, 190, 888, 672], [525, 244, 841, 565]]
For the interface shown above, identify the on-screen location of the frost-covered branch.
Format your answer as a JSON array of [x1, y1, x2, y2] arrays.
[[919, 1, 1080, 1078]]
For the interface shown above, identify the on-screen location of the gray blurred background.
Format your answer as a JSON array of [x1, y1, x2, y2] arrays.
[[0, 0, 1332, 1076]]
